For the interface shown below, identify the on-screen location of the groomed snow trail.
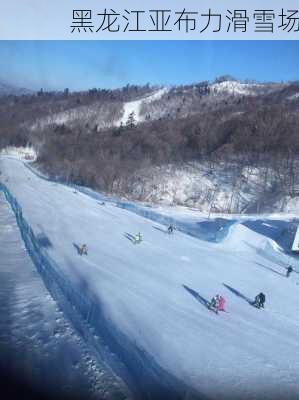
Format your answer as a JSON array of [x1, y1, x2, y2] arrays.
[[0, 192, 130, 400], [1, 157, 299, 400], [118, 88, 167, 126]]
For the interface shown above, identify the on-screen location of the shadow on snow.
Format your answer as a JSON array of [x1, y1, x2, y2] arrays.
[[222, 283, 253, 305], [124, 232, 136, 244], [152, 226, 168, 234], [242, 219, 297, 253], [254, 262, 286, 277], [182, 285, 210, 310]]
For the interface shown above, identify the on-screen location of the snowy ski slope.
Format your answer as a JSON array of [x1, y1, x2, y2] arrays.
[[0, 193, 129, 400], [1, 157, 299, 400]]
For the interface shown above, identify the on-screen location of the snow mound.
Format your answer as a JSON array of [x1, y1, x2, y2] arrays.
[[221, 223, 268, 250], [221, 222, 283, 253]]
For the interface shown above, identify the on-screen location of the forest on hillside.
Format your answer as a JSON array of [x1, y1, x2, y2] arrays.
[[1, 80, 299, 201]]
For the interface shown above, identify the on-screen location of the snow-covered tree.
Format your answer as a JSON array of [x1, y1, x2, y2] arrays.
[[126, 111, 136, 128]]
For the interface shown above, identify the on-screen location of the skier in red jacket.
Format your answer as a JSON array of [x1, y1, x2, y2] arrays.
[[218, 295, 226, 312]]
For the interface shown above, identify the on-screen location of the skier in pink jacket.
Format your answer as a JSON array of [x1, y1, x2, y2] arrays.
[[218, 295, 226, 312]]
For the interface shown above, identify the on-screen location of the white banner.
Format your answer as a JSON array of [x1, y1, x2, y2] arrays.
[[1, 0, 299, 40]]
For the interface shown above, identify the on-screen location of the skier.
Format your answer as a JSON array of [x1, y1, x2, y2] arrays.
[[208, 295, 220, 314], [218, 295, 226, 312], [253, 294, 261, 308], [259, 293, 266, 308], [253, 292, 265, 309], [134, 232, 142, 244], [286, 265, 293, 278], [168, 225, 174, 234], [79, 244, 88, 256]]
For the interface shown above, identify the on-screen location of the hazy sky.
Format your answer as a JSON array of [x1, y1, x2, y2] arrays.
[[0, 41, 298, 90]]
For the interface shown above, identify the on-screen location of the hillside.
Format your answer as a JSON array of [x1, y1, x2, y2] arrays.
[[0, 80, 32, 96], [1, 78, 299, 213]]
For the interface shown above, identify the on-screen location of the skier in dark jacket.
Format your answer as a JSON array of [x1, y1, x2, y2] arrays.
[[208, 295, 220, 314], [259, 292, 265, 308], [253, 292, 265, 308], [168, 225, 174, 234], [79, 244, 88, 256], [286, 265, 293, 278]]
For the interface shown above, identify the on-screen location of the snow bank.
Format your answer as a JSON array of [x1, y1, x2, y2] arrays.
[[223, 223, 269, 250], [221, 223, 285, 258]]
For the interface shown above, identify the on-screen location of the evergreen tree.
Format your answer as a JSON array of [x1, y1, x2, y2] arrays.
[[126, 111, 136, 128]]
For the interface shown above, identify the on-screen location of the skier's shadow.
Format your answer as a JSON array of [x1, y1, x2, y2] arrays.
[[183, 285, 210, 310], [73, 243, 82, 254], [153, 226, 168, 234], [255, 262, 286, 277], [36, 233, 52, 248], [223, 283, 253, 305], [124, 232, 136, 243]]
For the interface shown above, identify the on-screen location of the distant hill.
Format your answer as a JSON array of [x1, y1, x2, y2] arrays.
[[0, 81, 32, 96], [1, 78, 299, 212]]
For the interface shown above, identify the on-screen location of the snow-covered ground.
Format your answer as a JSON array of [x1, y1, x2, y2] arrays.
[[0, 145, 37, 161], [118, 88, 168, 126], [209, 80, 278, 96], [287, 92, 299, 101], [0, 192, 130, 400], [1, 157, 299, 400], [124, 162, 299, 215], [210, 80, 258, 96]]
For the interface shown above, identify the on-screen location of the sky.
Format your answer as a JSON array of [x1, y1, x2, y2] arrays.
[[0, 41, 298, 91]]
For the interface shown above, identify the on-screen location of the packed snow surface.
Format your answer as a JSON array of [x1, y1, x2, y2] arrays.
[[1, 157, 299, 400], [0, 192, 129, 400]]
